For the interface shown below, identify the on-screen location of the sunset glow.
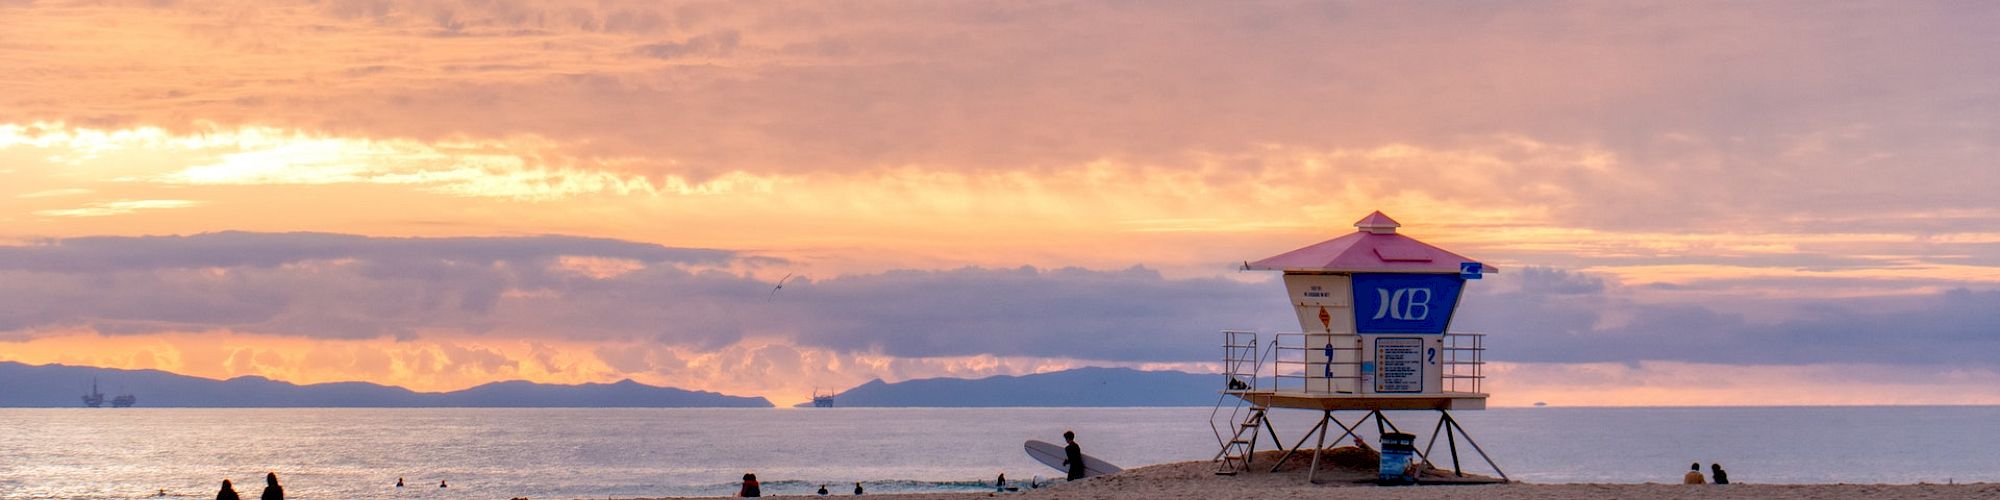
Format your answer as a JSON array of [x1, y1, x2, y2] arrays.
[[5, 1, 1998, 407]]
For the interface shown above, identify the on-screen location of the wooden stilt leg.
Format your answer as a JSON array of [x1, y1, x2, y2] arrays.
[[1306, 410, 1331, 483]]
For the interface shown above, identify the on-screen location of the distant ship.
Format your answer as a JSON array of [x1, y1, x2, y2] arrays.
[[81, 378, 137, 408], [811, 389, 835, 408]]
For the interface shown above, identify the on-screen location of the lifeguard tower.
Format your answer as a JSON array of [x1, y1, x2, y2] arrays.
[[1211, 211, 1506, 483]]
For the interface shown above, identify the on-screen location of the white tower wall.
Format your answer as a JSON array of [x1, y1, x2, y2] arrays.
[[1281, 274, 1359, 393]]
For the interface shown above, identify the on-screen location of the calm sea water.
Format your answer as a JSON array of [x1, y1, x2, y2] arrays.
[[2, 406, 1997, 499]]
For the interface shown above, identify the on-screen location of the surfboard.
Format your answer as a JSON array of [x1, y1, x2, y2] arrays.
[[1023, 440, 1122, 478]]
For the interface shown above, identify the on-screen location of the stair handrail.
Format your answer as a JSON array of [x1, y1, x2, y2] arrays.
[[1211, 330, 1259, 459]]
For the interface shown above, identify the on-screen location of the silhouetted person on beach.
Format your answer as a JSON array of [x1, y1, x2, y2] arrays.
[[396, 477, 404, 488], [1683, 462, 1706, 484], [260, 473, 283, 500], [996, 473, 1007, 492], [440, 480, 448, 488], [216, 479, 240, 500], [1062, 431, 1086, 480], [1711, 463, 1729, 485], [853, 482, 864, 495], [817, 484, 828, 496], [738, 473, 761, 497]]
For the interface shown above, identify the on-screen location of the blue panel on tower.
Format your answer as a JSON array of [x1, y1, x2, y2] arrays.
[[1460, 262, 1483, 280], [1351, 273, 1464, 334]]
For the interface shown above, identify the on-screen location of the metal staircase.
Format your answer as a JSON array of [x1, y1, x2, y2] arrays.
[[1215, 406, 1270, 475], [1211, 330, 1276, 475]]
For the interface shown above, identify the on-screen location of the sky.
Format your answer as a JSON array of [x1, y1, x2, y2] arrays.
[[2, 0, 1998, 407]]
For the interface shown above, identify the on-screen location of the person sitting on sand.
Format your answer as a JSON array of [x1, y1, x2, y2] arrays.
[[440, 480, 448, 488], [260, 473, 283, 500], [216, 479, 240, 500], [853, 482, 864, 495], [1683, 462, 1706, 484], [739, 473, 761, 497], [1711, 463, 1729, 485], [817, 484, 828, 496], [396, 477, 404, 488]]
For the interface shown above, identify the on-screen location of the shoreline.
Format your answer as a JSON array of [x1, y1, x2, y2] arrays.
[[620, 451, 2000, 500], [628, 483, 2000, 500]]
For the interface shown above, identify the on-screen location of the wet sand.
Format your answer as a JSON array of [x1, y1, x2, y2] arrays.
[[618, 448, 1999, 500]]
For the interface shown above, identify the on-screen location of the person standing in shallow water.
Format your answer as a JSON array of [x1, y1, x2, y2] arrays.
[[1061, 431, 1086, 481], [215, 479, 240, 500], [259, 473, 283, 500], [1711, 463, 1730, 485], [1683, 462, 1706, 484]]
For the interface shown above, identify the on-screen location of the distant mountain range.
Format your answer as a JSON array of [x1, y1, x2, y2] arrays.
[[0, 362, 1234, 408], [0, 362, 771, 407], [797, 367, 1231, 407]]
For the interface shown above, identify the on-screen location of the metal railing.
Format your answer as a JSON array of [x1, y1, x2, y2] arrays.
[[1439, 332, 1485, 394], [1218, 330, 1487, 396], [1219, 329, 1261, 393], [1271, 333, 1364, 394]]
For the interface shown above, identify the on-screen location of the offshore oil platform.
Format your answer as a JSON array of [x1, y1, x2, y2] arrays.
[[81, 378, 137, 408]]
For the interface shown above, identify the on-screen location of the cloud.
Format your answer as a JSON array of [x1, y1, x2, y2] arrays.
[[15, 188, 92, 199], [4, 2, 1999, 292], [0, 232, 742, 338], [633, 30, 740, 59], [768, 266, 1289, 361], [1485, 361, 2000, 406], [0, 122, 744, 201], [32, 199, 201, 217], [0, 231, 1291, 358], [1458, 267, 2000, 367], [4, 232, 1997, 371], [0, 231, 734, 272], [3, 2, 1992, 229]]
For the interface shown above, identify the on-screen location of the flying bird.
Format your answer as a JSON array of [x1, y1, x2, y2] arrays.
[[768, 273, 794, 301]]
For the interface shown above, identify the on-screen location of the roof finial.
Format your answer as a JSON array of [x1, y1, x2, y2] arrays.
[[1353, 211, 1400, 235]]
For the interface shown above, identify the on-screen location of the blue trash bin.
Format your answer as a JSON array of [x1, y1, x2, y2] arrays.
[[1377, 432, 1418, 485]]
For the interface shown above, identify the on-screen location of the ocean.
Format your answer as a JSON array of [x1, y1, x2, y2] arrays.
[[2, 406, 1997, 499]]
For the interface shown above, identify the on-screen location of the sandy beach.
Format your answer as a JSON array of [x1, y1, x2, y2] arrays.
[[625, 448, 2000, 500]]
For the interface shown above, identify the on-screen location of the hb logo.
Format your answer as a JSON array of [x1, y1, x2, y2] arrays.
[[1372, 288, 1432, 321]]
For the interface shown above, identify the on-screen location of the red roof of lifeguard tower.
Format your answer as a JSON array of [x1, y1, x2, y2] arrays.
[[1243, 211, 1495, 274]]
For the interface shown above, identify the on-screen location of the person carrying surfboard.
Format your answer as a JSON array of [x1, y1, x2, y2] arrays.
[[1062, 431, 1086, 480], [1024, 437, 1121, 479]]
